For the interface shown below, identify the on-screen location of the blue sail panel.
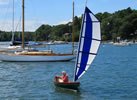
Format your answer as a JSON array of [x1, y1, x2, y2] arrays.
[[74, 7, 101, 81]]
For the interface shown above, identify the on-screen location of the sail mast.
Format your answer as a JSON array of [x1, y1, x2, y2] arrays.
[[72, 0, 74, 54], [11, 0, 15, 43], [85, 0, 87, 7], [22, 0, 25, 49]]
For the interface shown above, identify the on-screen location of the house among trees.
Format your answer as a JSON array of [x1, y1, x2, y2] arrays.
[[63, 33, 71, 38]]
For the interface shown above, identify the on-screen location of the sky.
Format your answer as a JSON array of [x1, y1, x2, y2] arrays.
[[0, 0, 137, 31]]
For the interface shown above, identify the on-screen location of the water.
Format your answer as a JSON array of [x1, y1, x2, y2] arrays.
[[0, 42, 137, 100]]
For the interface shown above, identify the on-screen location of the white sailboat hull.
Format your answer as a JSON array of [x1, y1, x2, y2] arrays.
[[0, 53, 76, 62]]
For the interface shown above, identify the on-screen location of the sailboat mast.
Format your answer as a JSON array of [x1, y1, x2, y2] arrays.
[[85, 0, 87, 7], [22, 0, 25, 49], [72, 0, 75, 54], [11, 0, 15, 43]]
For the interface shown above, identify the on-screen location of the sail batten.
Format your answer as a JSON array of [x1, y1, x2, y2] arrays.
[[84, 21, 100, 23], [81, 36, 101, 41], [74, 7, 101, 81], [79, 51, 97, 55]]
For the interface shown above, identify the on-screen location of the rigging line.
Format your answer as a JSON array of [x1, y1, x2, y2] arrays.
[[15, 16, 21, 32]]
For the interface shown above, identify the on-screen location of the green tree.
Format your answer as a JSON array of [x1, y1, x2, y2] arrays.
[[35, 24, 52, 41]]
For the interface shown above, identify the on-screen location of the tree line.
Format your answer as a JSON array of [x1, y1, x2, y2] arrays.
[[0, 7, 137, 42]]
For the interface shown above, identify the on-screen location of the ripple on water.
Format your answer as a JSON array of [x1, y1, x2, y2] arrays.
[[0, 43, 137, 99]]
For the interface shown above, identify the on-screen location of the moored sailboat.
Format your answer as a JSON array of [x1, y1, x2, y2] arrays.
[[10, 0, 28, 46], [0, 0, 75, 62], [9, 0, 28, 48], [54, 1, 101, 90]]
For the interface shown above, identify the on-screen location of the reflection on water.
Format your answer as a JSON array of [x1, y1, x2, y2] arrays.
[[54, 86, 82, 99]]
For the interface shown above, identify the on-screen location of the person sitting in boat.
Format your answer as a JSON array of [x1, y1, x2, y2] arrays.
[[56, 71, 69, 83]]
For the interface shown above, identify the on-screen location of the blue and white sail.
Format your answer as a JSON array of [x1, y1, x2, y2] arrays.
[[74, 7, 101, 81]]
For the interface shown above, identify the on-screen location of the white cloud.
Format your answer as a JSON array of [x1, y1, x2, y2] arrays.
[[0, 19, 43, 32], [54, 19, 72, 26], [24, 20, 43, 31], [0, 0, 17, 15], [0, 15, 83, 31], [0, 20, 12, 31], [0, 0, 9, 5], [0, 0, 18, 5], [0, 8, 12, 14], [54, 15, 82, 25]]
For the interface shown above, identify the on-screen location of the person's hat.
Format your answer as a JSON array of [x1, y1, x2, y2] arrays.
[[62, 71, 66, 73]]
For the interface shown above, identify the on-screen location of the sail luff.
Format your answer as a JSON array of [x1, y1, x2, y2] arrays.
[[74, 7, 86, 81], [74, 7, 101, 81]]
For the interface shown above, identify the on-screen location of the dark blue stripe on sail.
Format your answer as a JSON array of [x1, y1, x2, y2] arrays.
[[86, 7, 91, 13], [75, 7, 93, 81], [77, 66, 87, 71], [77, 66, 87, 72]]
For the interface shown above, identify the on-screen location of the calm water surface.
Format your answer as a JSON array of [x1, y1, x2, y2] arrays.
[[0, 42, 137, 100]]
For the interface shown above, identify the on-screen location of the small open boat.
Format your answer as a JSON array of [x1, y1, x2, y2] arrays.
[[53, 77, 80, 90]]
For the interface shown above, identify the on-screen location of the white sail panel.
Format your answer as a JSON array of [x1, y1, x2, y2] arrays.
[[76, 67, 80, 75], [90, 13, 98, 21], [89, 40, 100, 54], [92, 23, 101, 40], [78, 52, 82, 64], [82, 15, 87, 37], [85, 65, 90, 72], [87, 55, 96, 65], [79, 38, 85, 51]]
